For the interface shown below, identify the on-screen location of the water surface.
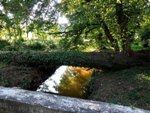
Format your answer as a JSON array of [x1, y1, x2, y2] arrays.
[[37, 65, 94, 98]]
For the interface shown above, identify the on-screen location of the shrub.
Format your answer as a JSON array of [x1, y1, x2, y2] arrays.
[[0, 40, 10, 50], [140, 27, 150, 48], [26, 42, 46, 50]]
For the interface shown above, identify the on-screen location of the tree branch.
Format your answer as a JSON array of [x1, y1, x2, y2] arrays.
[[47, 23, 100, 35]]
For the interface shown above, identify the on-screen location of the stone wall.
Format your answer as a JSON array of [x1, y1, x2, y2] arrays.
[[0, 87, 149, 113]]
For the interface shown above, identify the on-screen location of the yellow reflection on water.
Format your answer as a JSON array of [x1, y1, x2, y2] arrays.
[[55, 67, 94, 98]]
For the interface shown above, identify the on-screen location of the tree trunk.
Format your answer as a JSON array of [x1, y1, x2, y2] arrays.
[[101, 20, 119, 51], [95, 14, 119, 51], [116, 1, 130, 52]]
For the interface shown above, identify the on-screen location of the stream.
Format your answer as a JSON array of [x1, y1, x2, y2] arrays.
[[37, 66, 94, 98]]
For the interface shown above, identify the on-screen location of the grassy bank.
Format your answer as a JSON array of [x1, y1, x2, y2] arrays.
[[88, 67, 150, 110], [0, 62, 42, 89], [0, 62, 57, 90]]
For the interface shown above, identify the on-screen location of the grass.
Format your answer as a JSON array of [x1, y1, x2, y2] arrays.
[[0, 62, 42, 89], [88, 66, 150, 110]]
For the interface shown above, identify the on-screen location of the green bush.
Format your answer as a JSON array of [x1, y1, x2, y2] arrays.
[[140, 27, 150, 48], [0, 51, 91, 67], [141, 27, 150, 41], [26, 42, 46, 50], [131, 43, 143, 51], [0, 40, 10, 50]]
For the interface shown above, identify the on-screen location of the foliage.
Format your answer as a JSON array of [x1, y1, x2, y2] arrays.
[[0, 39, 10, 50], [25, 42, 46, 50], [0, 0, 150, 51], [140, 26, 150, 48], [0, 0, 60, 44], [141, 27, 150, 40], [130, 43, 144, 51], [0, 50, 149, 70], [0, 51, 91, 67], [0, 38, 58, 51], [57, 0, 150, 51]]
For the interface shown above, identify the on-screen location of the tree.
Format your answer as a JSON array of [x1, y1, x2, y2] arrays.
[[57, 0, 150, 51], [0, 0, 60, 40]]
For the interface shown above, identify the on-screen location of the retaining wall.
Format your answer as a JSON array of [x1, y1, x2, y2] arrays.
[[0, 87, 150, 113]]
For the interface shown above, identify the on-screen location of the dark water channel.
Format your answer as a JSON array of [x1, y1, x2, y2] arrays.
[[37, 66, 94, 98]]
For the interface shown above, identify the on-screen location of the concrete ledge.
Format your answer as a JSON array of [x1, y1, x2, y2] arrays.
[[0, 87, 150, 113]]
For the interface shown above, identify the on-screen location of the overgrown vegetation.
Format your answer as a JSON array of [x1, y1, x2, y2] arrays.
[[0, 61, 58, 90], [0, 51, 91, 67], [0, 62, 42, 89], [0, 0, 150, 51], [0, 0, 150, 110]]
